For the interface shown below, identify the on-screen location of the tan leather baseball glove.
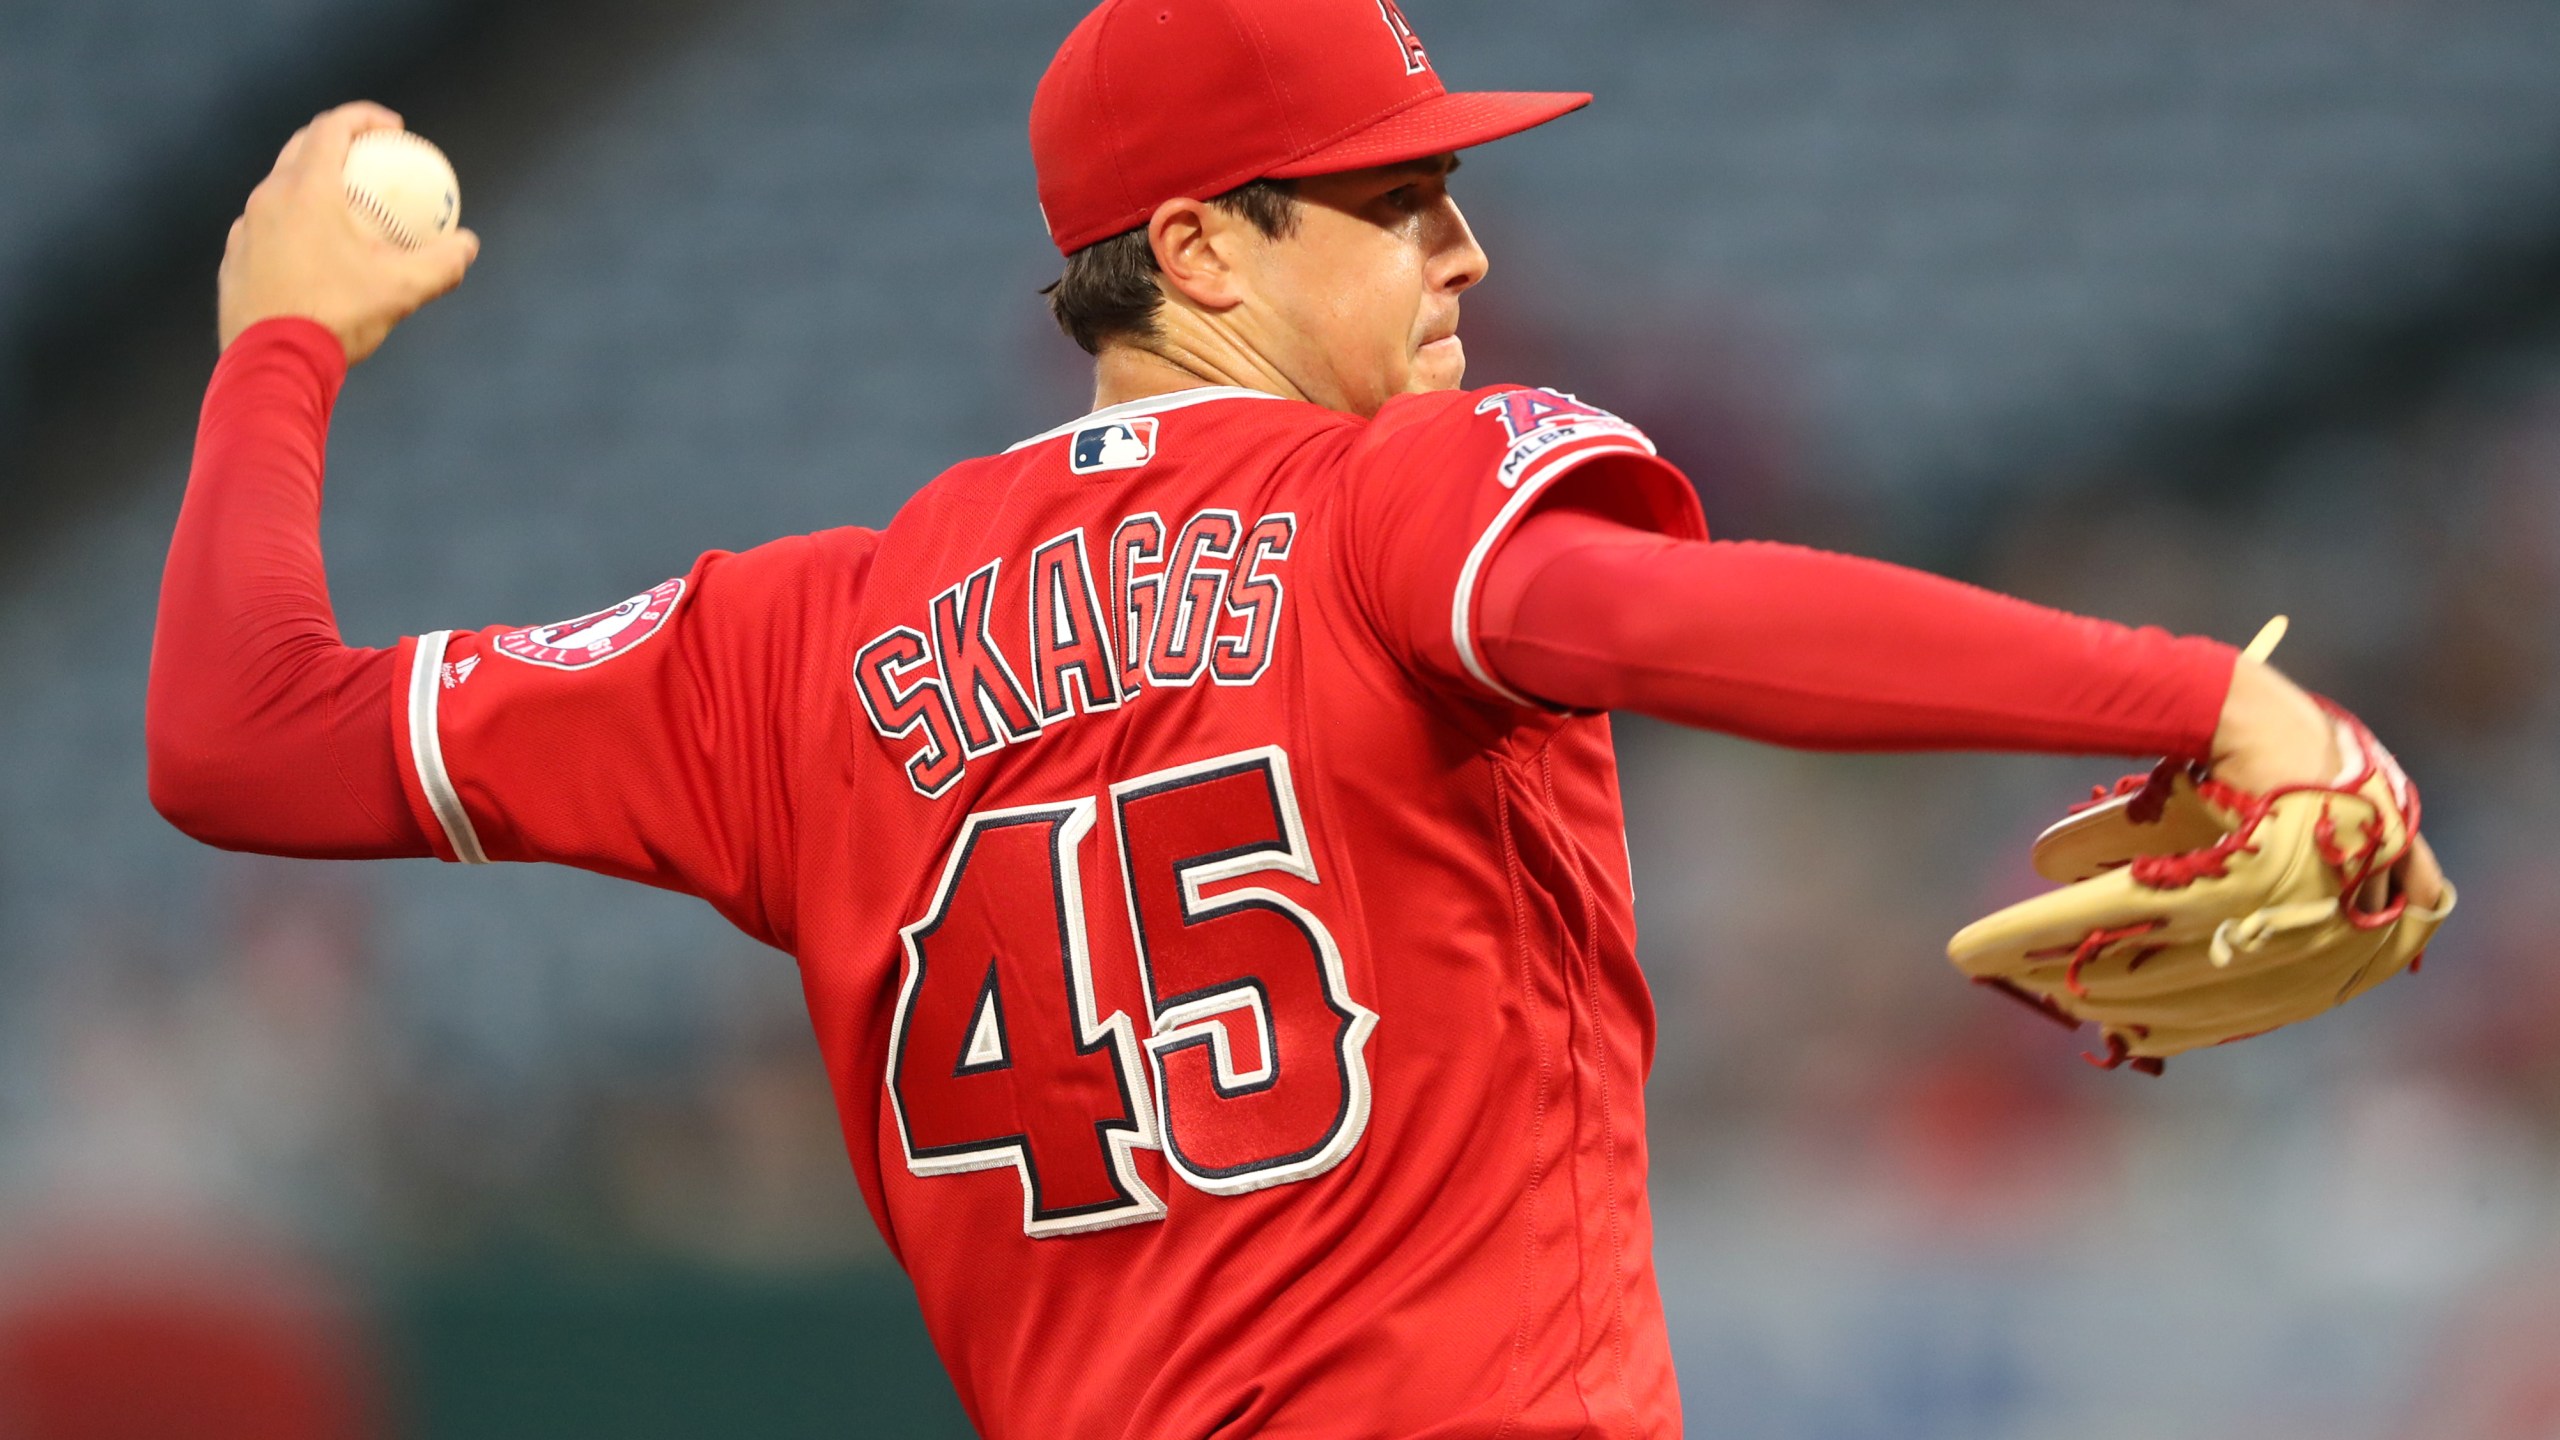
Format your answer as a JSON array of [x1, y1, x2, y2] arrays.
[[1948, 688, 2454, 1075]]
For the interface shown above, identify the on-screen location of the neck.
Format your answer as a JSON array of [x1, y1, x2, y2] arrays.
[[1089, 312, 1307, 412]]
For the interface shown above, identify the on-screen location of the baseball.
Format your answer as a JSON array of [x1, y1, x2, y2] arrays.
[[342, 130, 459, 249]]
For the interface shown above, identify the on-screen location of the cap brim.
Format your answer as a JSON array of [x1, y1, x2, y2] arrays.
[[1265, 90, 1591, 179]]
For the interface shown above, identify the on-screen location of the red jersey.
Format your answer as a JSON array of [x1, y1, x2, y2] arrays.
[[386, 383, 1705, 1437]]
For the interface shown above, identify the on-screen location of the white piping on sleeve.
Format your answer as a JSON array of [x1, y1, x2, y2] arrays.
[[407, 631, 490, 864], [1449, 443, 1658, 707]]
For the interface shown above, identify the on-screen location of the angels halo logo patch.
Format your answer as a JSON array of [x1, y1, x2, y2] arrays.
[[495, 578, 687, 670]]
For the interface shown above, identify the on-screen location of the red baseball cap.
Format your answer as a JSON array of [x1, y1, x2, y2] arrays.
[[1031, 0, 1591, 254]]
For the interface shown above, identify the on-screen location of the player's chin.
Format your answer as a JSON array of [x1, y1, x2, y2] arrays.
[[1408, 335, 1467, 393]]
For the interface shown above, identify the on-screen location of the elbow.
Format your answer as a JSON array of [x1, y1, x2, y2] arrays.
[[145, 731, 224, 847], [144, 695, 246, 849], [142, 639, 419, 860]]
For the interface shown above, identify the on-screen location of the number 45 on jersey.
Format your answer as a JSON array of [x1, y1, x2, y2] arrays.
[[887, 746, 1379, 1237]]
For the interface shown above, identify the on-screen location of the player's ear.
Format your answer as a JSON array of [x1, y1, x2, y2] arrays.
[[1148, 196, 1248, 313]]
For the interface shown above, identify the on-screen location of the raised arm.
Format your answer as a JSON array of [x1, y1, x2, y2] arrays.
[[146, 102, 479, 856]]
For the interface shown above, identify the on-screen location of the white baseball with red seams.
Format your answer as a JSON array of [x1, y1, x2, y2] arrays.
[[341, 130, 459, 250]]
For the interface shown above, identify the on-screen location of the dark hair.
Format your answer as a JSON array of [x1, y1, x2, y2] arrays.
[[1043, 179, 1301, 355]]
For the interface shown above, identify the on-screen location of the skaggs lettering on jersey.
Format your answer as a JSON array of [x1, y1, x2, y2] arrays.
[[858, 509, 1296, 798]]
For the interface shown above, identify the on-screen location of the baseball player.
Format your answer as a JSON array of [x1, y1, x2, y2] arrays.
[[148, 0, 2446, 1433]]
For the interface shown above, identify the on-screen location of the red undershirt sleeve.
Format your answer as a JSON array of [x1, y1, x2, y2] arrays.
[[1475, 505, 2236, 759], [147, 317, 429, 859]]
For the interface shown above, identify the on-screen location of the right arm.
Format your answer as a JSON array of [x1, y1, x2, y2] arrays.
[[149, 102, 478, 856], [146, 318, 427, 856], [150, 106, 826, 945]]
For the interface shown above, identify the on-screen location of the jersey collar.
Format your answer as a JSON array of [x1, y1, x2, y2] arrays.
[[1005, 386, 1287, 454]]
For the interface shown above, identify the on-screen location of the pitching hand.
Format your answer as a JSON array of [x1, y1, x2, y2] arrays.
[[218, 102, 480, 364]]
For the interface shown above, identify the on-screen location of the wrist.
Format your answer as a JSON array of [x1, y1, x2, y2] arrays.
[[223, 315, 348, 363], [215, 317, 350, 398], [2210, 657, 2340, 794]]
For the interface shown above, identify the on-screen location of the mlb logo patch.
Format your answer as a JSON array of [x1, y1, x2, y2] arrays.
[[1070, 417, 1159, 475]]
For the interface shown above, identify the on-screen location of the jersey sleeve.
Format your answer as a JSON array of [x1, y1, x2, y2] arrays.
[[1333, 385, 1707, 708], [388, 530, 871, 949]]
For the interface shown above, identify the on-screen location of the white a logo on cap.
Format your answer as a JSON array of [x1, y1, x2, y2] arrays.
[[1375, 0, 1430, 76]]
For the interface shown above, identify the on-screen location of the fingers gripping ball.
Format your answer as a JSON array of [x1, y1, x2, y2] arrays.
[[342, 131, 458, 250], [1948, 699, 2454, 1074]]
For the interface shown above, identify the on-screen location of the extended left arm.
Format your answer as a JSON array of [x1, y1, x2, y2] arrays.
[[1474, 503, 2443, 903]]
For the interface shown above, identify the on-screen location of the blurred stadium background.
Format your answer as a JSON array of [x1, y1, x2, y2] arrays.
[[8, 0, 2560, 1435]]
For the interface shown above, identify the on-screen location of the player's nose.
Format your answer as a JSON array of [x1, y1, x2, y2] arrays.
[[1432, 197, 1489, 295]]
